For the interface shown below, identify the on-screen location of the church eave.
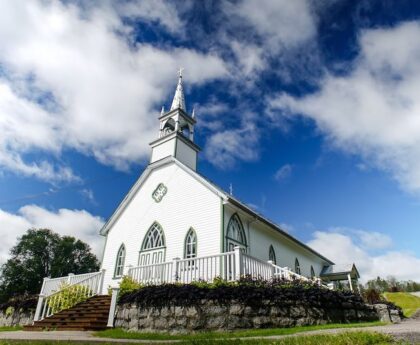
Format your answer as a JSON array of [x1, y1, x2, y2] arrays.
[[149, 132, 201, 152], [159, 108, 196, 125]]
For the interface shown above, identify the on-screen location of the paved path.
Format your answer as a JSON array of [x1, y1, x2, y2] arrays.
[[0, 319, 419, 344], [411, 291, 420, 298]]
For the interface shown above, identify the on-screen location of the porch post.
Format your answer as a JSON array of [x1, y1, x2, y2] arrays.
[[173, 258, 180, 283], [347, 273, 353, 292], [98, 269, 106, 295], [267, 260, 275, 280], [234, 246, 242, 281], [67, 273, 74, 284], [33, 294, 45, 323], [107, 288, 119, 328]]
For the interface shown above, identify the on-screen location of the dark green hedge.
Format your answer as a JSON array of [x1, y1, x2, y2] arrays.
[[0, 295, 38, 312], [119, 277, 365, 310]]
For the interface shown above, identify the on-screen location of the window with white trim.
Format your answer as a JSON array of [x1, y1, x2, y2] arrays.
[[269, 245, 276, 265], [142, 222, 165, 250], [184, 228, 197, 259], [114, 244, 126, 278], [295, 258, 301, 275]]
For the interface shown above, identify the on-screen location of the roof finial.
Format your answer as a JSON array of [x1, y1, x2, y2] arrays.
[[170, 68, 186, 111], [161, 106, 165, 116], [192, 107, 195, 119]]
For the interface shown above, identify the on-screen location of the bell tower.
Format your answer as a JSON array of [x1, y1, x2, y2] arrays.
[[149, 69, 200, 170]]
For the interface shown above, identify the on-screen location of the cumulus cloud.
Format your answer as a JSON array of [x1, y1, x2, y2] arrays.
[[0, 0, 227, 181], [0, 205, 105, 265], [269, 21, 420, 195], [308, 230, 420, 282]]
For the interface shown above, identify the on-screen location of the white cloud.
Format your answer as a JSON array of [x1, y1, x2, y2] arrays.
[[0, 1, 228, 181], [269, 21, 420, 195], [308, 230, 420, 282], [204, 124, 260, 169], [0, 205, 105, 265], [274, 164, 293, 181], [222, 0, 317, 75]]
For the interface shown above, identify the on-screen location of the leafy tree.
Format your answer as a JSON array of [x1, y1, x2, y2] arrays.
[[0, 229, 99, 303]]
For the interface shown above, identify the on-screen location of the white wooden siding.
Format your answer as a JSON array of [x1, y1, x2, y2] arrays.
[[150, 140, 174, 163], [100, 162, 221, 292], [175, 139, 196, 170]]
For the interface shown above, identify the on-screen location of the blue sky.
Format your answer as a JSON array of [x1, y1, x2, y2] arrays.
[[1, 0, 420, 282]]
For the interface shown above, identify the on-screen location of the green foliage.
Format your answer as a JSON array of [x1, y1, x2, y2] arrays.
[[0, 228, 99, 303], [47, 282, 92, 314], [366, 276, 420, 293], [118, 276, 142, 297], [0, 326, 23, 332], [4, 306, 14, 317]]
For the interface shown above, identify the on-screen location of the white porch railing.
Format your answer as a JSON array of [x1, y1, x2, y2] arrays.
[[33, 270, 105, 322], [127, 247, 319, 286]]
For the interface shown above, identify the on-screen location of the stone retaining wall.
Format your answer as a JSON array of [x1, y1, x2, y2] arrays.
[[115, 299, 382, 332], [0, 308, 34, 327]]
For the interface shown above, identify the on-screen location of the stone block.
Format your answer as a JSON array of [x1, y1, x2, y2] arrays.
[[185, 307, 198, 317], [174, 306, 184, 317], [206, 316, 226, 329], [229, 304, 243, 315], [252, 316, 271, 328], [289, 306, 306, 318], [153, 318, 168, 329]]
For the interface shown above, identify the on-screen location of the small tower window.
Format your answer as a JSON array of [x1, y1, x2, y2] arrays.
[[114, 244, 126, 278], [295, 258, 301, 275], [162, 118, 175, 136], [184, 228, 197, 259], [269, 245, 276, 265]]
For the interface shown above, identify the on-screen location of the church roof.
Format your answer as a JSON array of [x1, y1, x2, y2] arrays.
[[99, 156, 334, 265], [170, 69, 186, 111], [320, 263, 360, 279]]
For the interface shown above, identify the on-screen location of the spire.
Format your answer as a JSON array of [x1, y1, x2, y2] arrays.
[[170, 68, 186, 111]]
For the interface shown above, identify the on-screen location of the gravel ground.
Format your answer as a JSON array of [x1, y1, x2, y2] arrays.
[[0, 318, 419, 344]]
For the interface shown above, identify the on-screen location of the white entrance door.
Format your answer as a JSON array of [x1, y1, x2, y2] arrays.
[[138, 249, 165, 266]]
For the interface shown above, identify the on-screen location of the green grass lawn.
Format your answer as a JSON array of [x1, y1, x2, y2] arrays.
[[94, 321, 385, 341], [383, 292, 420, 317], [0, 327, 22, 332], [0, 332, 403, 345]]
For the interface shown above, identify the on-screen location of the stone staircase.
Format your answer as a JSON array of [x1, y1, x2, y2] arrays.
[[24, 295, 111, 331]]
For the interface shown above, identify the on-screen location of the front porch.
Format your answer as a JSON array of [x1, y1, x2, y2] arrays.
[[32, 248, 339, 329]]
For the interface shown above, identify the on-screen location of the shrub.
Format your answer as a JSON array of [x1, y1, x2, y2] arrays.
[[363, 288, 382, 304], [47, 283, 92, 314], [119, 276, 362, 310], [118, 276, 142, 298]]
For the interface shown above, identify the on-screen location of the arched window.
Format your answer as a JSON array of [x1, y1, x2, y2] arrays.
[[295, 258, 301, 275], [162, 118, 175, 136], [310, 266, 316, 279], [184, 228, 197, 259], [226, 213, 247, 251], [141, 222, 165, 250], [114, 244, 126, 278], [269, 245, 276, 265]]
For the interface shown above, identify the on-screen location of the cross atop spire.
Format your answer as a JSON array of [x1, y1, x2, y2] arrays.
[[170, 68, 186, 111]]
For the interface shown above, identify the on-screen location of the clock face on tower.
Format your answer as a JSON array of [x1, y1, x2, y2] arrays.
[[152, 183, 168, 203]]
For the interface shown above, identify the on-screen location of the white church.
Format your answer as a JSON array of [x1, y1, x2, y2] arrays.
[[98, 72, 360, 292], [33, 72, 361, 324]]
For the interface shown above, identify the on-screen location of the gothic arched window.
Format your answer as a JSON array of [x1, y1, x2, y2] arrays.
[[114, 244, 126, 278], [295, 258, 301, 275], [226, 213, 247, 251], [141, 222, 165, 250], [184, 228, 197, 259], [311, 266, 316, 279], [269, 245, 276, 265]]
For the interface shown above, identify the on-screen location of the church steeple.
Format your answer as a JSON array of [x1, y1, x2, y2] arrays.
[[170, 68, 186, 111], [149, 70, 200, 171]]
